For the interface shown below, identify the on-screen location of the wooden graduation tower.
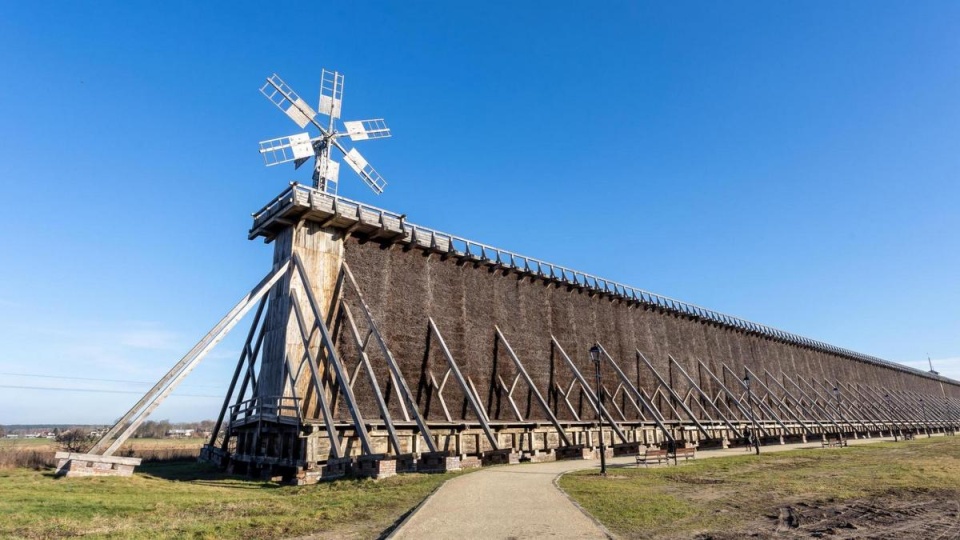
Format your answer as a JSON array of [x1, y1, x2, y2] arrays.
[[59, 70, 960, 481]]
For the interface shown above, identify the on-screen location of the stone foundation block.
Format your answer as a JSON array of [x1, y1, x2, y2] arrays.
[[321, 457, 353, 479], [555, 445, 592, 460], [612, 442, 642, 456], [481, 449, 520, 466], [696, 438, 727, 450], [354, 455, 397, 479], [55, 452, 142, 478], [416, 452, 461, 473]]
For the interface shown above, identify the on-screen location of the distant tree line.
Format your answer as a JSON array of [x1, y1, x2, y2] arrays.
[[132, 419, 216, 439]]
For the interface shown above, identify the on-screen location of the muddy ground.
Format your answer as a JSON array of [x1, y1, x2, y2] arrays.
[[699, 489, 960, 539]]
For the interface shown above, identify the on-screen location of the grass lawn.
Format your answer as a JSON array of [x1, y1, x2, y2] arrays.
[[0, 462, 457, 539], [559, 437, 960, 539]]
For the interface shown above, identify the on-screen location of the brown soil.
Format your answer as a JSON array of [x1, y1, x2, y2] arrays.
[[698, 490, 960, 540]]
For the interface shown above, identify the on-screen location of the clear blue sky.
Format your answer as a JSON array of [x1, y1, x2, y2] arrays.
[[1, 2, 958, 424]]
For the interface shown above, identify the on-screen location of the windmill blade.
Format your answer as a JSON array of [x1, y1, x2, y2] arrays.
[[260, 74, 318, 129], [258, 133, 315, 167], [318, 69, 344, 119], [343, 119, 391, 141], [340, 146, 387, 194], [316, 155, 340, 183]]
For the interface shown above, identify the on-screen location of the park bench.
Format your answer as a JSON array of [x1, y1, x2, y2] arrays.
[[903, 432, 916, 440], [821, 438, 847, 448], [635, 449, 669, 467], [669, 447, 696, 461]]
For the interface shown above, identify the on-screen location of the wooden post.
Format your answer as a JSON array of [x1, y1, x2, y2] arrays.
[[259, 222, 345, 419]]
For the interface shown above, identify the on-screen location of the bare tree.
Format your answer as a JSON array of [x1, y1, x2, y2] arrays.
[[56, 428, 95, 453]]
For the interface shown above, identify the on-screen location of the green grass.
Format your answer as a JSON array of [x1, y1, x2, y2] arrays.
[[559, 437, 960, 539], [0, 462, 458, 539]]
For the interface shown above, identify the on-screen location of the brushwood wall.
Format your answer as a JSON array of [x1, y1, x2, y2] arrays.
[[336, 235, 960, 423]]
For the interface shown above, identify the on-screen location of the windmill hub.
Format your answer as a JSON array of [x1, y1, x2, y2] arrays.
[[259, 70, 391, 195]]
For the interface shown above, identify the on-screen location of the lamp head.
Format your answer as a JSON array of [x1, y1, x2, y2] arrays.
[[589, 345, 601, 365]]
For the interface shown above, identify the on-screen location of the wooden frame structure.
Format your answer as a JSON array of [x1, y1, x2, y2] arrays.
[[64, 186, 960, 480]]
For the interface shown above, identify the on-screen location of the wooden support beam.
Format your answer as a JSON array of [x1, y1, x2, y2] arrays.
[[722, 364, 791, 434], [551, 338, 629, 444], [743, 366, 813, 436], [210, 296, 268, 447], [91, 260, 290, 456], [428, 318, 500, 451], [494, 327, 571, 446], [293, 254, 374, 456], [784, 374, 843, 433], [846, 382, 908, 433], [341, 262, 437, 453], [671, 357, 742, 438], [635, 351, 711, 440], [341, 302, 403, 455], [697, 360, 771, 437], [289, 292, 344, 459], [763, 370, 828, 433]]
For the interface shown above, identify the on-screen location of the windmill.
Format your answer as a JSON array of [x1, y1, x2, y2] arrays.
[[258, 70, 391, 195]]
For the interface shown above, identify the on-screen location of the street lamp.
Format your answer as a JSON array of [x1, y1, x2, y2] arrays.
[[833, 386, 844, 444], [885, 394, 898, 442], [743, 373, 760, 455], [590, 344, 605, 476]]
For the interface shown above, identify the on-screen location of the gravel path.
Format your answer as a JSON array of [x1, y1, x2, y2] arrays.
[[390, 436, 898, 539]]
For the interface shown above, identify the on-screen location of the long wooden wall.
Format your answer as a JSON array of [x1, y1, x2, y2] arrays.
[[337, 235, 960, 423]]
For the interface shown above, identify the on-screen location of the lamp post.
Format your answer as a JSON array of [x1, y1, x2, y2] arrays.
[[885, 394, 898, 442], [590, 344, 605, 476], [743, 373, 760, 455], [833, 386, 844, 444]]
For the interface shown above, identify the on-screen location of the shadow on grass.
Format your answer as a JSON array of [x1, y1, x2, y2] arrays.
[[136, 461, 282, 489]]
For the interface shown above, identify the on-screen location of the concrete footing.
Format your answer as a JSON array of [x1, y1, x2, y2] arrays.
[[416, 452, 461, 473], [612, 442, 642, 456], [696, 438, 728, 450], [354, 454, 397, 479], [55, 452, 142, 478], [481, 449, 521, 466], [555, 445, 592, 460]]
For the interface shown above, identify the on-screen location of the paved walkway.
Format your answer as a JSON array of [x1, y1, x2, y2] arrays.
[[391, 436, 900, 539]]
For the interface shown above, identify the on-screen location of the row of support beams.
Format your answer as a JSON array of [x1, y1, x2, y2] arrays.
[[428, 318, 501, 451], [494, 326, 572, 447], [292, 253, 374, 456], [552, 338, 629, 444], [341, 262, 438, 453], [84, 248, 960, 481]]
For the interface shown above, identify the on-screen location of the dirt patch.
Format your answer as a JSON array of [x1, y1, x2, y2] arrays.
[[698, 491, 960, 539]]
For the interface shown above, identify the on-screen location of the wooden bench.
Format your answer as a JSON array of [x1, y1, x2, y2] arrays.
[[669, 447, 696, 461], [635, 449, 669, 467], [903, 432, 916, 441], [821, 438, 847, 448]]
